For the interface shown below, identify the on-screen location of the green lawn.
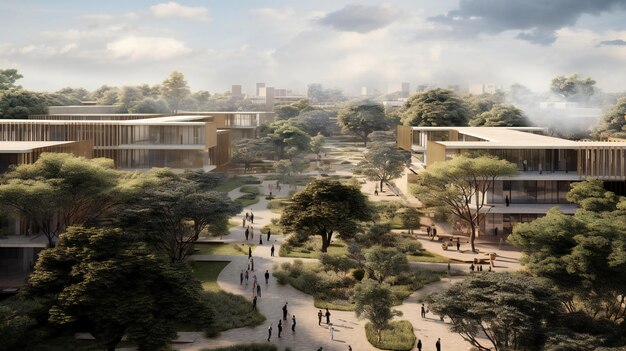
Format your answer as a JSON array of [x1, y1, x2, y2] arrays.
[[213, 177, 248, 192], [365, 321, 416, 351], [267, 198, 291, 214], [194, 242, 254, 256], [240, 185, 261, 195], [192, 261, 230, 292], [280, 237, 348, 258], [235, 193, 260, 207], [407, 250, 464, 263]]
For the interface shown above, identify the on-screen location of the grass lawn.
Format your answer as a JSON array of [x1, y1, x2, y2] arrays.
[[279, 237, 348, 258], [235, 193, 260, 207], [365, 321, 416, 351], [407, 250, 464, 264], [267, 198, 291, 214], [34, 336, 134, 351], [240, 185, 261, 194], [261, 222, 283, 235], [192, 261, 230, 292], [194, 242, 254, 256], [202, 344, 278, 351], [213, 177, 248, 192]]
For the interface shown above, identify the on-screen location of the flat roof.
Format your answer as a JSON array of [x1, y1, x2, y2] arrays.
[[0, 141, 75, 153], [412, 127, 626, 149], [0, 115, 211, 126]]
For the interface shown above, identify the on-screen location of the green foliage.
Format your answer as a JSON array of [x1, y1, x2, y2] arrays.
[[353, 279, 402, 342], [161, 71, 190, 113], [27, 226, 211, 351], [463, 93, 505, 116], [320, 253, 358, 273], [567, 178, 623, 212], [469, 104, 530, 127], [240, 185, 260, 195], [264, 120, 311, 159], [401, 88, 471, 127], [551, 74, 596, 101], [275, 105, 300, 119], [0, 88, 48, 118], [231, 138, 271, 172], [365, 321, 416, 351], [310, 133, 326, 157], [299, 110, 333, 136], [337, 101, 389, 146], [353, 143, 409, 188], [364, 246, 409, 284], [129, 97, 170, 113], [280, 179, 372, 252], [412, 155, 517, 251], [594, 97, 626, 139], [400, 207, 421, 233], [428, 273, 562, 351], [0, 68, 23, 90], [0, 296, 47, 351]]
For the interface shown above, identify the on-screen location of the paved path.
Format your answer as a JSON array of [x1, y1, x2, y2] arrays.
[[177, 180, 480, 351]]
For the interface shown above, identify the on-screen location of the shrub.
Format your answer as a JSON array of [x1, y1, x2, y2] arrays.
[[240, 185, 260, 194], [352, 268, 365, 281], [365, 320, 416, 351]]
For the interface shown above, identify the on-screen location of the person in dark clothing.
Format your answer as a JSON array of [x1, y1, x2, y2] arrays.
[[505, 195, 510, 207], [267, 229, 271, 241], [318, 310, 323, 325], [245, 227, 249, 241], [283, 302, 288, 320], [240, 270, 244, 285], [270, 245, 275, 257], [248, 246, 252, 258], [267, 324, 272, 342], [259, 236, 263, 245], [456, 240, 460, 251], [421, 304, 426, 318], [427, 226, 431, 236], [250, 212, 254, 223], [264, 270, 270, 284], [252, 296, 257, 310], [251, 258, 254, 271], [325, 308, 331, 324], [436, 338, 441, 351], [291, 315, 296, 332], [257, 284, 261, 297], [417, 339, 422, 351], [433, 228, 437, 236], [277, 320, 282, 338]]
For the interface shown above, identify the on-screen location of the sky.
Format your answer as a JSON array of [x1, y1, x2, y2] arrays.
[[1, 0, 626, 95]]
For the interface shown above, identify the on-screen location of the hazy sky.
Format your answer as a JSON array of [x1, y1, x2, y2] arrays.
[[1, 0, 626, 95]]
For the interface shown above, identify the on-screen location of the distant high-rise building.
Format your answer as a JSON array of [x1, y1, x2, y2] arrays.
[[387, 82, 411, 97], [264, 87, 275, 112], [361, 86, 370, 96], [231, 85, 242, 98], [256, 83, 266, 97], [469, 83, 503, 95]]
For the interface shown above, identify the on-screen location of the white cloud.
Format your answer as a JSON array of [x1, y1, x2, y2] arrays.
[[150, 2, 210, 21], [80, 12, 139, 23], [252, 7, 296, 21], [106, 36, 191, 61]]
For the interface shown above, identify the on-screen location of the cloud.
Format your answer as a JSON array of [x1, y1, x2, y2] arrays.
[[317, 3, 403, 33], [106, 36, 191, 61], [79, 12, 139, 23], [598, 39, 626, 46], [149, 2, 209, 21], [252, 7, 296, 21], [430, 0, 626, 45]]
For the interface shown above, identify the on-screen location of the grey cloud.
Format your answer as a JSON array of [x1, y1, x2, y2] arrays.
[[430, 0, 626, 45], [317, 3, 402, 33], [598, 39, 626, 46]]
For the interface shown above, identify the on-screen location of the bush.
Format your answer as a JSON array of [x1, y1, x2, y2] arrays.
[[242, 176, 261, 184], [352, 268, 365, 281], [201, 291, 266, 336], [240, 185, 260, 194], [365, 321, 416, 351]]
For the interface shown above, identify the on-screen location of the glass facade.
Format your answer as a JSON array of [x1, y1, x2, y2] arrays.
[[499, 180, 571, 204]]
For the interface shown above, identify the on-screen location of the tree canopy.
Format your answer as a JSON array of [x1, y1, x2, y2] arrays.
[[550, 74, 596, 101], [412, 155, 518, 251], [353, 142, 409, 191], [401, 89, 471, 127], [264, 120, 311, 159], [337, 101, 389, 146], [593, 97, 626, 139], [26, 226, 210, 351], [0, 68, 23, 90], [352, 279, 401, 343], [428, 273, 562, 351], [364, 246, 408, 283], [464, 93, 505, 116], [298, 110, 333, 136], [231, 138, 271, 173], [161, 71, 190, 114], [0, 89, 48, 118], [469, 104, 531, 127], [280, 179, 372, 252]]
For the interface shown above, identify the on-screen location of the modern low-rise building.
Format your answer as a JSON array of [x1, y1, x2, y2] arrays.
[[397, 125, 626, 235]]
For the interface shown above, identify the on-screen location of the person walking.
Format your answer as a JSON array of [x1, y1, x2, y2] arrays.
[[416, 339, 422, 351], [267, 229, 271, 242], [267, 324, 272, 342], [245, 227, 249, 241], [251, 258, 255, 271], [259, 235, 263, 245], [470, 263, 475, 272], [447, 263, 451, 275], [277, 320, 283, 338], [325, 308, 331, 324], [252, 275, 257, 290], [264, 270, 270, 284], [250, 226, 254, 239], [250, 212, 254, 224], [256, 284, 261, 298], [374, 189, 378, 196], [421, 304, 426, 318], [282, 302, 289, 320], [433, 227, 437, 237], [318, 309, 323, 326], [329, 324, 334, 340], [270, 244, 275, 257], [248, 246, 252, 258], [456, 239, 460, 251], [427, 226, 431, 237], [348, 346, 352, 351], [242, 218, 246, 228], [291, 315, 296, 332], [505, 195, 510, 207], [245, 212, 249, 221], [252, 296, 257, 310], [436, 338, 441, 351], [245, 270, 249, 285], [240, 270, 244, 285]]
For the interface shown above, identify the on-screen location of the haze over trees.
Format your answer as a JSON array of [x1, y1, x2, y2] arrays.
[[413, 155, 518, 252], [469, 104, 531, 127], [593, 97, 626, 139], [550, 74, 596, 102], [337, 101, 389, 146], [401, 88, 471, 127]]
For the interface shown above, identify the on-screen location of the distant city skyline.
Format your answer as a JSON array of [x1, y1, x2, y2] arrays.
[[1, 0, 626, 93]]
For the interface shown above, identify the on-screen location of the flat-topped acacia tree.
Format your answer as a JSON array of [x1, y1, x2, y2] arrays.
[[280, 179, 372, 252]]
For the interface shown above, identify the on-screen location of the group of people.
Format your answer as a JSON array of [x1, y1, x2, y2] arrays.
[[267, 302, 296, 341], [426, 225, 438, 238], [417, 304, 443, 350], [469, 263, 492, 272]]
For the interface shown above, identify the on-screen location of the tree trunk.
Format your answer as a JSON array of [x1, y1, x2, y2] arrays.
[[470, 224, 477, 253], [320, 231, 333, 252], [380, 179, 384, 192], [363, 135, 368, 147]]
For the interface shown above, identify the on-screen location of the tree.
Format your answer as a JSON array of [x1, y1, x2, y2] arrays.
[[90, 85, 116, 101], [117, 86, 143, 111], [129, 97, 170, 113], [310, 133, 326, 158], [412, 155, 518, 252], [0, 153, 123, 246], [265, 120, 311, 159], [320, 253, 357, 274], [566, 178, 623, 212], [401, 88, 471, 127], [121, 169, 241, 262], [161, 71, 190, 114], [97, 89, 119, 105], [27, 226, 211, 351], [231, 138, 270, 173], [551, 74, 596, 101], [0, 89, 48, 118], [428, 273, 562, 351], [337, 101, 389, 146], [469, 104, 531, 127], [593, 97, 626, 139], [273, 159, 308, 182], [352, 279, 402, 343], [299, 110, 333, 136], [364, 246, 408, 283], [464, 93, 505, 116], [280, 179, 372, 252], [275, 105, 300, 119], [0, 68, 23, 90], [400, 207, 421, 234], [509, 187, 626, 323], [55, 87, 90, 103], [353, 142, 409, 191]]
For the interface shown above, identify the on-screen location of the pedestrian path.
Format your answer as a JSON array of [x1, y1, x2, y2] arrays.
[[178, 180, 478, 351]]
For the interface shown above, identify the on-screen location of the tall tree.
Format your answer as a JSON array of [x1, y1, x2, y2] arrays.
[[265, 120, 311, 159], [275, 105, 300, 120], [299, 110, 333, 136], [0, 153, 123, 246], [129, 97, 170, 114], [550, 74, 596, 101], [401, 89, 471, 127], [0, 68, 23, 90], [161, 71, 190, 114], [337, 101, 389, 146], [280, 179, 372, 252], [428, 273, 562, 351], [353, 142, 409, 191], [364, 246, 408, 283], [27, 226, 211, 351], [412, 155, 518, 252], [117, 86, 144, 112], [464, 93, 505, 116], [593, 97, 626, 139], [352, 279, 402, 343], [469, 104, 531, 127], [0, 89, 48, 118], [231, 138, 270, 173], [310, 133, 326, 159]]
